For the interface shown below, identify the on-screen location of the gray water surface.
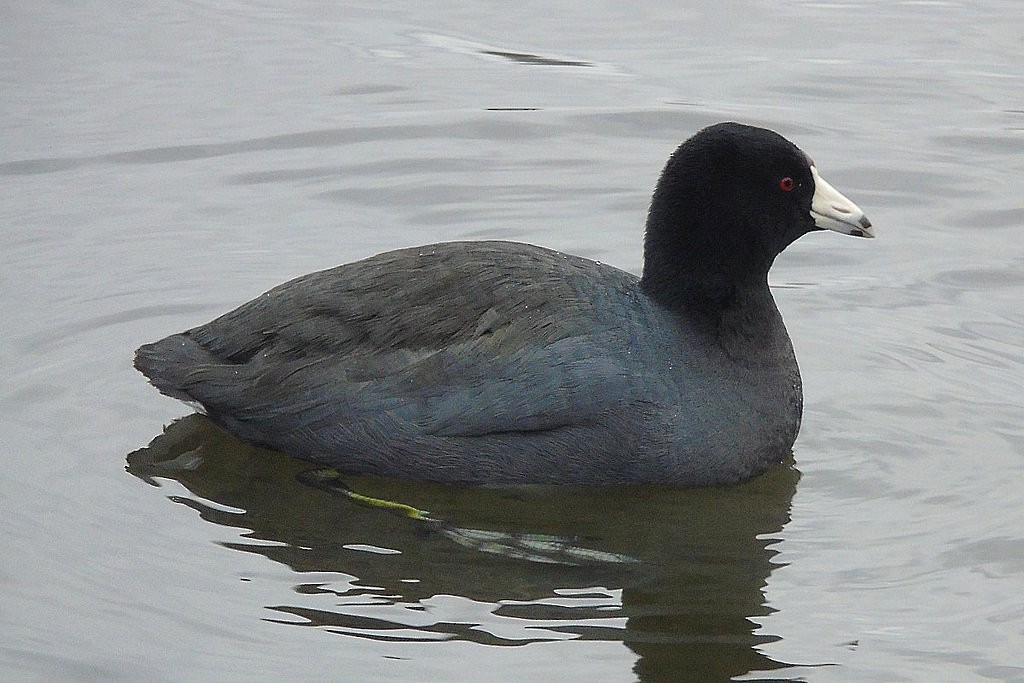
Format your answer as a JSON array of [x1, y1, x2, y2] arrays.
[[2, 1, 1023, 681]]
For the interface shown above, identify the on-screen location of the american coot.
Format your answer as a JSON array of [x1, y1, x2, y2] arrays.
[[136, 122, 872, 486]]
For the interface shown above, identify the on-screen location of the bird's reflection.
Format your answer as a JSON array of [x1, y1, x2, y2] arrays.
[[128, 414, 800, 681]]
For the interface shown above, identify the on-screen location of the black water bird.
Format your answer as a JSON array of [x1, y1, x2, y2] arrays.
[[135, 122, 873, 485]]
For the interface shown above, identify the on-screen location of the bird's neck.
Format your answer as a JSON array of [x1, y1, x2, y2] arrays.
[[640, 225, 793, 363], [640, 231, 775, 320]]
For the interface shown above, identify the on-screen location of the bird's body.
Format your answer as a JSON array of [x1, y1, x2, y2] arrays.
[[136, 122, 872, 485]]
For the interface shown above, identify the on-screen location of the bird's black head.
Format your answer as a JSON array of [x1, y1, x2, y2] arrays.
[[641, 122, 871, 312]]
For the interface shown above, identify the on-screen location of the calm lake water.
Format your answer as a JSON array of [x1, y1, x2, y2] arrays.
[[3, 1, 1023, 680]]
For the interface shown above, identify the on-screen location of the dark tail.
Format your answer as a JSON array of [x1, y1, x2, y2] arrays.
[[134, 334, 222, 404]]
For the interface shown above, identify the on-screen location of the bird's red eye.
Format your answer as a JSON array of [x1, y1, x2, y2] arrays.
[[779, 177, 795, 192]]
